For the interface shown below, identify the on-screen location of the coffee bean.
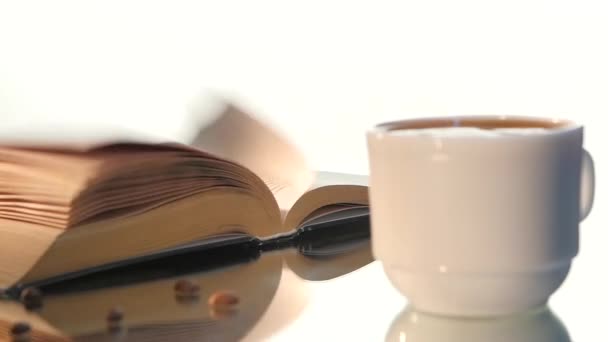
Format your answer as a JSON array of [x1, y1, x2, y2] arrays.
[[10, 321, 31, 342], [106, 307, 124, 322], [208, 291, 239, 320], [105, 306, 125, 333], [20, 287, 42, 310], [208, 291, 239, 308], [174, 279, 201, 294], [174, 279, 200, 298]]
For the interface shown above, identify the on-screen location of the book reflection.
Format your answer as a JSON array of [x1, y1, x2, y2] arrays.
[[0, 238, 373, 341]]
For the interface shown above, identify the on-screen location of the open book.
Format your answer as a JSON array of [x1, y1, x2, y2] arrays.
[[0, 104, 368, 290]]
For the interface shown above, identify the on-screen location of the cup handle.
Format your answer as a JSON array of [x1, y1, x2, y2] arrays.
[[580, 149, 595, 221]]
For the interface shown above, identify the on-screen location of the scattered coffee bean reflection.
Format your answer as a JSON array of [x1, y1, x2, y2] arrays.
[[209, 306, 237, 320], [10, 321, 31, 342], [20, 287, 42, 310]]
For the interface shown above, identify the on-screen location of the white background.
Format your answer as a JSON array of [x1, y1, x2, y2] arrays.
[[1, 1, 606, 340]]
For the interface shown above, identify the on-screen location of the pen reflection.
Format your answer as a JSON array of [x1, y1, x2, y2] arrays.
[[386, 306, 570, 342]]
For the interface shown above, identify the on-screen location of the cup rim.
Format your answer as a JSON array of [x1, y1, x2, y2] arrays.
[[370, 115, 580, 134]]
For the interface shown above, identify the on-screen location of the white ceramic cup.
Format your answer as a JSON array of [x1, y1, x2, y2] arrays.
[[366, 116, 594, 317]]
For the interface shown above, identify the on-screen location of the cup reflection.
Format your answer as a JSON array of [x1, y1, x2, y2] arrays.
[[386, 306, 570, 342]]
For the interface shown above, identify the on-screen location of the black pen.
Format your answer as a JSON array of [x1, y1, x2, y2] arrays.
[[7, 212, 370, 297]]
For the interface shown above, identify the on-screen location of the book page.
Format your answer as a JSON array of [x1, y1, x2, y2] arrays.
[[311, 171, 368, 190], [190, 104, 314, 211], [281, 171, 368, 232]]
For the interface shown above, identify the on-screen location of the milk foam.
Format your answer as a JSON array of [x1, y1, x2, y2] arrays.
[[389, 127, 550, 137]]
